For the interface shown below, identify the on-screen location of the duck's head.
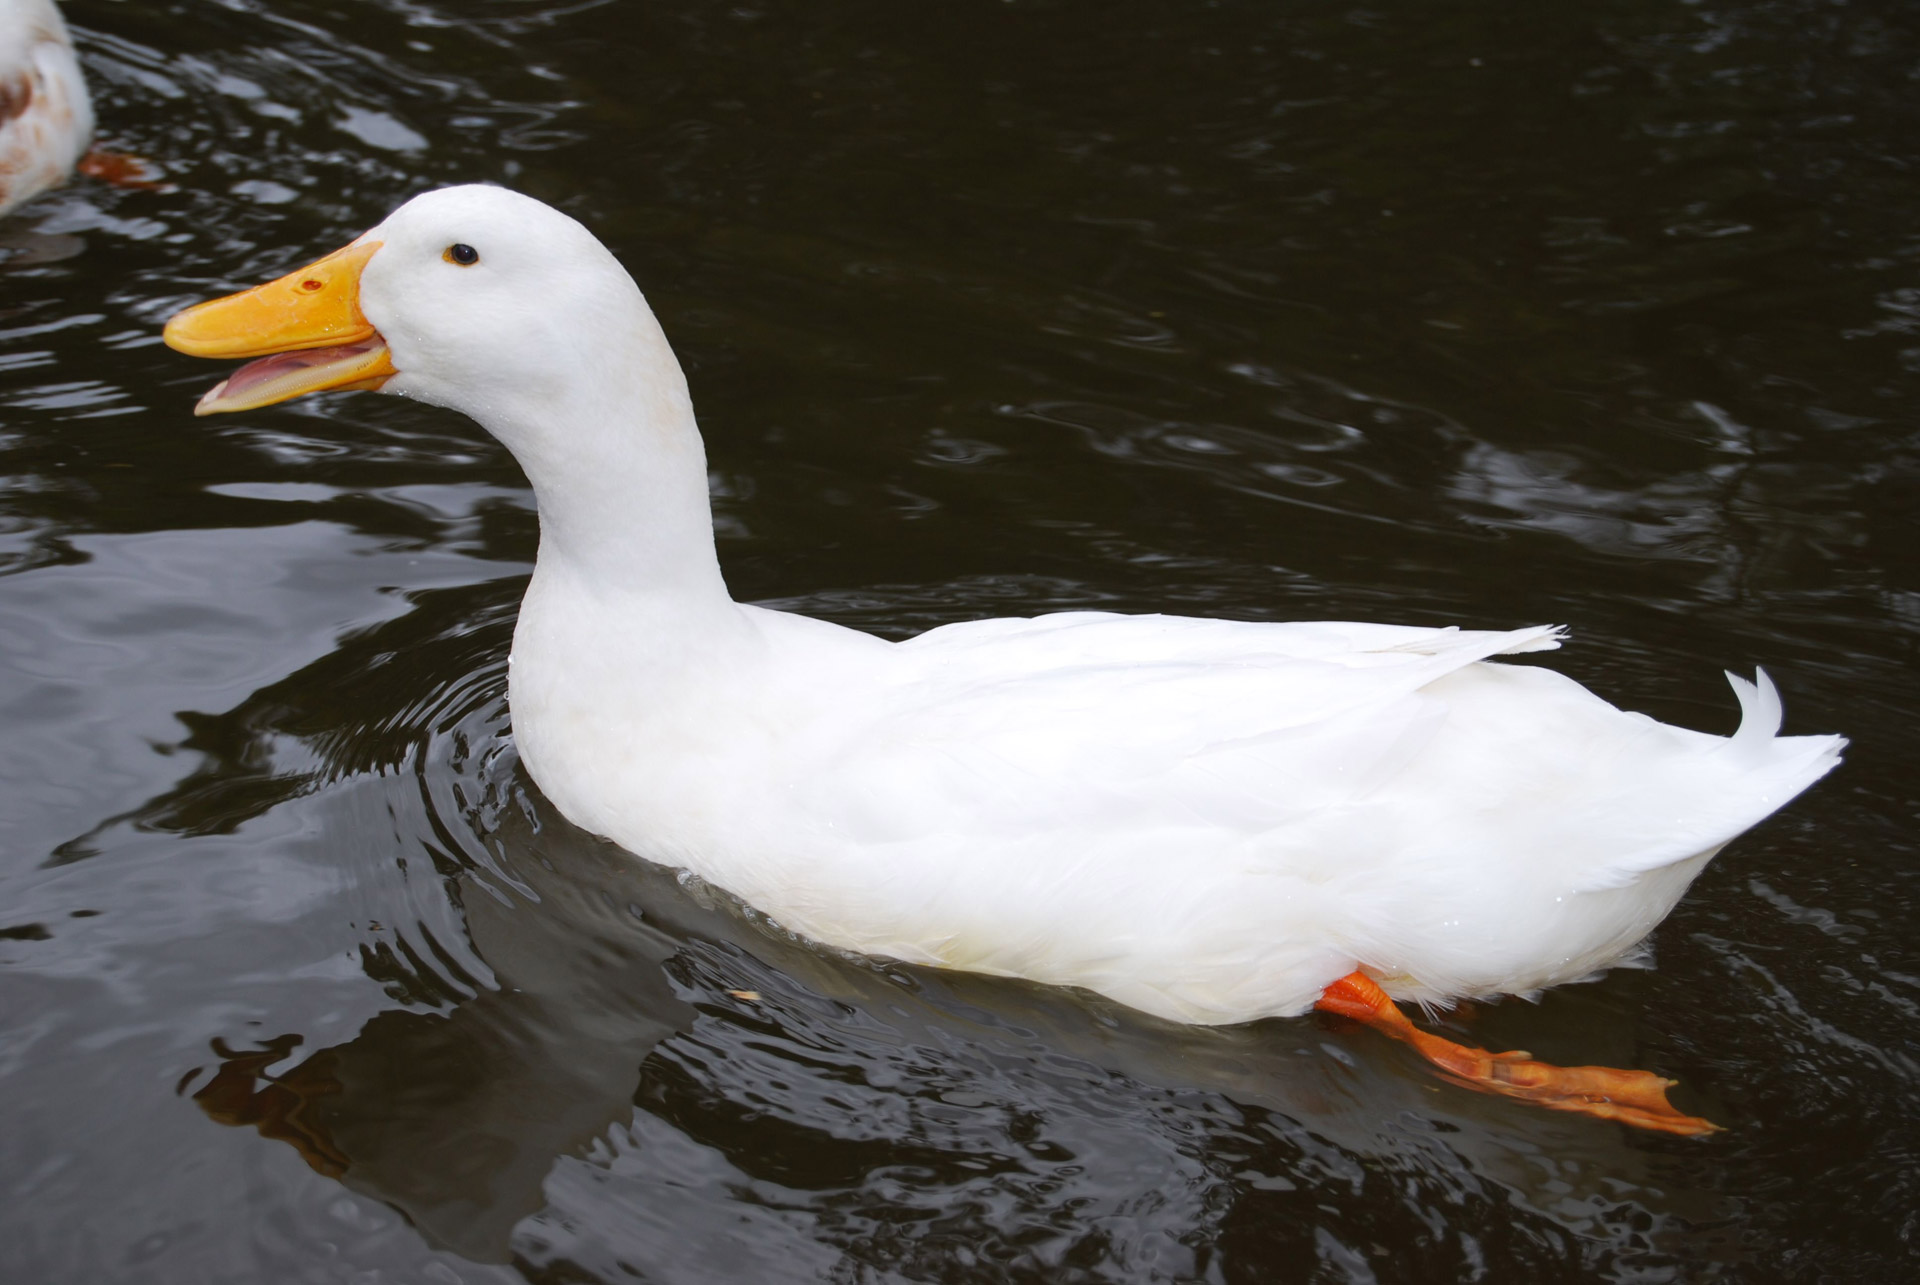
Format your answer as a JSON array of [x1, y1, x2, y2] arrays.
[[164, 185, 658, 433]]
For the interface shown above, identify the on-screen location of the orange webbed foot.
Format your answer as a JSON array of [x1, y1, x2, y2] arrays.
[[77, 149, 169, 191], [1315, 971, 1720, 1137]]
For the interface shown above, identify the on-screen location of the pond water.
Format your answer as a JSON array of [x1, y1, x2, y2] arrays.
[[3, 1, 1917, 1280]]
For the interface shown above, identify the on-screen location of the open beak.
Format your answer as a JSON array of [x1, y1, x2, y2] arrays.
[[163, 239, 397, 416]]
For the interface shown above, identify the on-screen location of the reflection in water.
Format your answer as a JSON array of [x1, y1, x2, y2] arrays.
[[195, 1034, 349, 1178], [182, 817, 1716, 1277], [188, 844, 694, 1264]]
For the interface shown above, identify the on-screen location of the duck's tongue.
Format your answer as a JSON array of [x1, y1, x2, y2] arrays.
[[164, 238, 397, 415], [194, 339, 394, 416]]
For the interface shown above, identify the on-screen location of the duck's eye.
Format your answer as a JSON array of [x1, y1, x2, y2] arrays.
[[443, 243, 480, 266]]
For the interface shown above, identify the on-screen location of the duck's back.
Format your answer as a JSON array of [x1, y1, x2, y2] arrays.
[[691, 611, 1841, 1024]]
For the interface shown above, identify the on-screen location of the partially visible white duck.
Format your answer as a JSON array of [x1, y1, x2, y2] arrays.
[[0, 0, 92, 218], [164, 186, 1845, 1135]]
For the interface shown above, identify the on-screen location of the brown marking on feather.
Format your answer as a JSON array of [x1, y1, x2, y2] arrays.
[[0, 72, 33, 129]]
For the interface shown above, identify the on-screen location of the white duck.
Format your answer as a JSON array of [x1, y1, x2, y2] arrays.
[[0, 0, 92, 218], [165, 186, 1845, 1134]]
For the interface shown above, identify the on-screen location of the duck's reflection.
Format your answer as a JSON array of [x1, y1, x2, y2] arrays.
[[193, 1033, 347, 1178], [183, 793, 1711, 1273], [188, 827, 698, 1263]]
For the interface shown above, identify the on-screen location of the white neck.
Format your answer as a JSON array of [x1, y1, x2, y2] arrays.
[[509, 358, 729, 605], [398, 283, 737, 613]]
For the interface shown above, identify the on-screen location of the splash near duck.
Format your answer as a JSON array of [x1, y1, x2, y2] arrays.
[[164, 186, 1846, 1136]]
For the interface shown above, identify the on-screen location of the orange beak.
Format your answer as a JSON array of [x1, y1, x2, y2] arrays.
[[163, 239, 397, 416]]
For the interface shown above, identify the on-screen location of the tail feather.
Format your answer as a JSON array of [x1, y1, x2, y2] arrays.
[[1570, 668, 1844, 892], [1497, 624, 1567, 656], [1726, 667, 1784, 755], [1724, 667, 1847, 776]]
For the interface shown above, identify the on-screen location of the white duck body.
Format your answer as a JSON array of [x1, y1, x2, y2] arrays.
[[0, 0, 92, 218], [218, 186, 1850, 1027]]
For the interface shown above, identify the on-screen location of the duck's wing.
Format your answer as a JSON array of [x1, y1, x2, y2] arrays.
[[796, 613, 1567, 839], [903, 610, 1562, 671], [788, 610, 1838, 913], [744, 615, 1560, 1013], [869, 613, 1841, 868]]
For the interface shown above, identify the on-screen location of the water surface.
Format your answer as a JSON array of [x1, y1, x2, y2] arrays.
[[3, 1, 1917, 1280]]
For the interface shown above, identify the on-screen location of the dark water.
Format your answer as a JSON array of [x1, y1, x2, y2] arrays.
[[2, 0, 1916, 1279]]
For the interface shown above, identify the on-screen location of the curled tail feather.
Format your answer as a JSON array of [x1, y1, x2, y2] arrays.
[[1570, 668, 1843, 892], [1726, 668, 1783, 753]]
